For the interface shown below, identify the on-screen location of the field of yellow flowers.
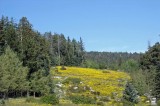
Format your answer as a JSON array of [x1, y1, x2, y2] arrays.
[[54, 66, 130, 98]]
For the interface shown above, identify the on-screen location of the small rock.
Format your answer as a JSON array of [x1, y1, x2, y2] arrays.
[[73, 86, 78, 90]]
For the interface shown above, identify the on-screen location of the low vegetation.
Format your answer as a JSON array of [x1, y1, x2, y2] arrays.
[[52, 66, 130, 105]]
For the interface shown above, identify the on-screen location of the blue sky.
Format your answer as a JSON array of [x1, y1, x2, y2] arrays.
[[0, 0, 160, 53]]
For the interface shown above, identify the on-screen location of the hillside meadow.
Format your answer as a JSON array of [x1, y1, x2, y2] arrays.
[[53, 66, 130, 97]]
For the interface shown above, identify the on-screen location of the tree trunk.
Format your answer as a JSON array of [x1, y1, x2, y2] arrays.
[[14, 91, 16, 98], [16, 91, 18, 97], [3, 92, 6, 99], [5, 92, 8, 99], [33, 92, 35, 98], [27, 90, 29, 98], [21, 91, 23, 97]]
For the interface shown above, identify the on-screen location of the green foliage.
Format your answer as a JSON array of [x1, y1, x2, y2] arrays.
[[85, 52, 140, 70], [45, 33, 86, 67], [69, 95, 96, 104], [122, 100, 134, 106], [131, 70, 148, 95], [0, 99, 5, 105], [96, 101, 104, 106], [62, 77, 81, 85], [0, 46, 28, 98], [99, 96, 111, 102], [0, 16, 56, 98], [140, 42, 160, 98], [121, 59, 139, 72], [18, 17, 50, 74], [123, 82, 139, 104], [83, 60, 100, 69], [30, 69, 52, 96], [40, 94, 59, 105]]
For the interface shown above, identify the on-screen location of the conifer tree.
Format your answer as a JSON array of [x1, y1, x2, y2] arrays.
[[0, 46, 28, 98], [140, 42, 160, 98], [30, 69, 51, 97], [123, 82, 139, 103]]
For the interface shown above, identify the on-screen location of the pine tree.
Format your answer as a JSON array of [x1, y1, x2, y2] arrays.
[[0, 16, 7, 55], [65, 36, 72, 65], [30, 69, 51, 97], [140, 42, 160, 98], [59, 34, 67, 65], [18, 17, 50, 75], [0, 46, 28, 98], [123, 82, 139, 103], [79, 37, 85, 65]]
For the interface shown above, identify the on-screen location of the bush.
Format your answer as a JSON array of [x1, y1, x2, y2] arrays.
[[69, 95, 96, 104], [40, 94, 59, 105], [0, 99, 5, 105], [122, 100, 134, 106], [60, 66, 66, 70], [123, 82, 139, 103], [62, 77, 81, 85], [97, 101, 104, 106], [55, 68, 58, 73], [100, 96, 111, 102], [26, 97, 38, 103], [102, 70, 110, 73]]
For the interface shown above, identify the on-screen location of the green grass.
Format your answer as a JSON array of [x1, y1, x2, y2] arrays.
[[4, 98, 52, 106]]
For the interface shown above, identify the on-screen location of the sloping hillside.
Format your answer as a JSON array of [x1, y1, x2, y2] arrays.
[[52, 66, 130, 104]]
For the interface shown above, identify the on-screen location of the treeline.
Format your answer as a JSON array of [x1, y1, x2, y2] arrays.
[[121, 42, 160, 104], [85, 51, 141, 70], [0, 16, 85, 98], [44, 33, 85, 66]]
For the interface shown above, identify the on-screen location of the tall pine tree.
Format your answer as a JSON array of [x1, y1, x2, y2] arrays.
[[140, 42, 160, 98]]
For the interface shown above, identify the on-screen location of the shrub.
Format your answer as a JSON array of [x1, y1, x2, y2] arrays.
[[40, 94, 59, 105], [100, 96, 111, 102], [69, 95, 96, 104], [55, 68, 58, 73], [122, 100, 134, 106], [97, 101, 104, 106], [60, 66, 66, 70], [102, 70, 110, 73], [0, 99, 5, 105], [123, 82, 139, 103], [62, 77, 81, 85]]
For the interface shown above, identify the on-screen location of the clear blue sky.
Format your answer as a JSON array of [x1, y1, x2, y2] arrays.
[[0, 0, 160, 53]]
